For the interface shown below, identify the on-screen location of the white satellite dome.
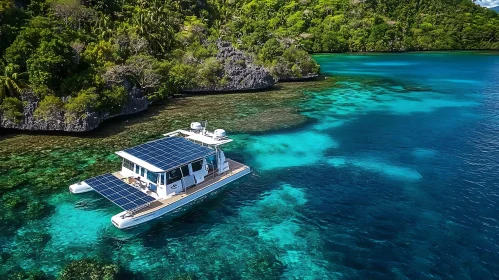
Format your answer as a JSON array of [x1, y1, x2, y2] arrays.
[[214, 129, 226, 138], [190, 122, 202, 130]]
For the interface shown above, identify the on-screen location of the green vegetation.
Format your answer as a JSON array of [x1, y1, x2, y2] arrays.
[[64, 87, 99, 122], [34, 94, 63, 121], [222, 0, 499, 52], [0, 96, 24, 122], [0, 63, 27, 101], [0, 0, 498, 125]]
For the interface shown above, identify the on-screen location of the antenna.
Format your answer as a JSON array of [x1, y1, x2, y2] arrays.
[[203, 120, 208, 135]]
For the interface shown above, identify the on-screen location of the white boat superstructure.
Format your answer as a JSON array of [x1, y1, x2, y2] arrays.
[[69, 122, 251, 229]]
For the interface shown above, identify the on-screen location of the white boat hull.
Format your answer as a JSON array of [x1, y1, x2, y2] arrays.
[[111, 168, 251, 229]]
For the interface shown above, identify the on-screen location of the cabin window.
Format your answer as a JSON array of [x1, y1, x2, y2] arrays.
[[135, 165, 140, 174], [159, 173, 165, 185], [140, 167, 145, 177], [147, 171, 158, 183], [181, 165, 190, 177], [123, 159, 134, 171], [191, 160, 203, 172], [167, 168, 182, 184]]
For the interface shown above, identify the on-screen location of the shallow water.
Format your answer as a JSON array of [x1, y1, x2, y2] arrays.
[[1, 52, 499, 279]]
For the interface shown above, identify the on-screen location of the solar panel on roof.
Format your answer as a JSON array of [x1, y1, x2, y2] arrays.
[[85, 173, 156, 211], [123, 136, 216, 171]]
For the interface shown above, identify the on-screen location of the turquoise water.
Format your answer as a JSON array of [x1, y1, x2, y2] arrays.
[[2, 52, 499, 279]]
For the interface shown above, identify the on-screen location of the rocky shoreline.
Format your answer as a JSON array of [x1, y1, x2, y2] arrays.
[[0, 89, 148, 132], [0, 42, 318, 132]]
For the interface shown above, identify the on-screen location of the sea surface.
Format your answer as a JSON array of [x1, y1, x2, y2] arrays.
[[1, 52, 499, 279]]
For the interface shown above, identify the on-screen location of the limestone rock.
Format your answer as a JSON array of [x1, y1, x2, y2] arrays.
[[185, 41, 277, 92], [0, 89, 148, 132]]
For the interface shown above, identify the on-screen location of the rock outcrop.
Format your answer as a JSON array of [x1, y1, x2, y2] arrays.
[[185, 41, 277, 92], [271, 54, 320, 82], [0, 89, 148, 132], [0, 42, 287, 132]]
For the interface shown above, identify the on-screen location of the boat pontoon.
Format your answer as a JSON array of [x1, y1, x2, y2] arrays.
[[69, 122, 251, 229]]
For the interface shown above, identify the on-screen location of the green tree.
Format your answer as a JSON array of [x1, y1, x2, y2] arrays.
[[34, 95, 64, 121], [125, 0, 181, 54], [49, 0, 96, 30], [259, 38, 283, 63], [176, 16, 208, 46], [0, 0, 28, 54], [0, 96, 23, 123], [4, 17, 58, 70], [0, 0, 12, 15], [64, 88, 98, 122], [197, 57, 222, 87], [27, 38, 76, 95], [0, 64, 27, 101], [82, 40, 116, 68], [167, 63, 197, 91], [272, 45, 319, 79], [100, 85, 127, 114]]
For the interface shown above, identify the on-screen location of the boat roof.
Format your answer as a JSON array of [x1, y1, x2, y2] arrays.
[[163, 129, 233, 146], [116, 136, 215, 172], [84, 173, 156, 211]]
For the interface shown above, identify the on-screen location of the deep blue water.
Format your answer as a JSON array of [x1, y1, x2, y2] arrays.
[[239, 52, 499, 279], [3, 52, 499, 279]]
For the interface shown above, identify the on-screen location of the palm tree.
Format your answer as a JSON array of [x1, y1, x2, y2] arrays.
[[0, 64, 28, 102], [92, 14, 112, 39]]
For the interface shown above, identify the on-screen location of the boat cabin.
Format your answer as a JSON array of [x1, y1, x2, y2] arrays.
[[114, 126, 231, 199]]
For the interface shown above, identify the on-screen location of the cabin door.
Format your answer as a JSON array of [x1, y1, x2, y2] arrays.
[[181, 165, 195, 189], [166, 168, 183, 195]]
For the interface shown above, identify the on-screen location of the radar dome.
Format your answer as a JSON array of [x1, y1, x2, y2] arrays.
[[191, 122, 202, 130], [214, 129, 226, 138]]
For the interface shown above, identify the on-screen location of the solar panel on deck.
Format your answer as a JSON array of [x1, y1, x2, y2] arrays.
[[85, 173, 156, 211], [123, 136, 215, 171]]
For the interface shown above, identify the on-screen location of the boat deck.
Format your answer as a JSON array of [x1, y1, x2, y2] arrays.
[[128, 159, 249, 217]]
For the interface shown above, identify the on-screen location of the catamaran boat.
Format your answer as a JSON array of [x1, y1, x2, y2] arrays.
[[69, 122, 251, 229]]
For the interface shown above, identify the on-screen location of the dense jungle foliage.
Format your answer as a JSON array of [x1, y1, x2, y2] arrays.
[[0, 0, 498, 124]]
